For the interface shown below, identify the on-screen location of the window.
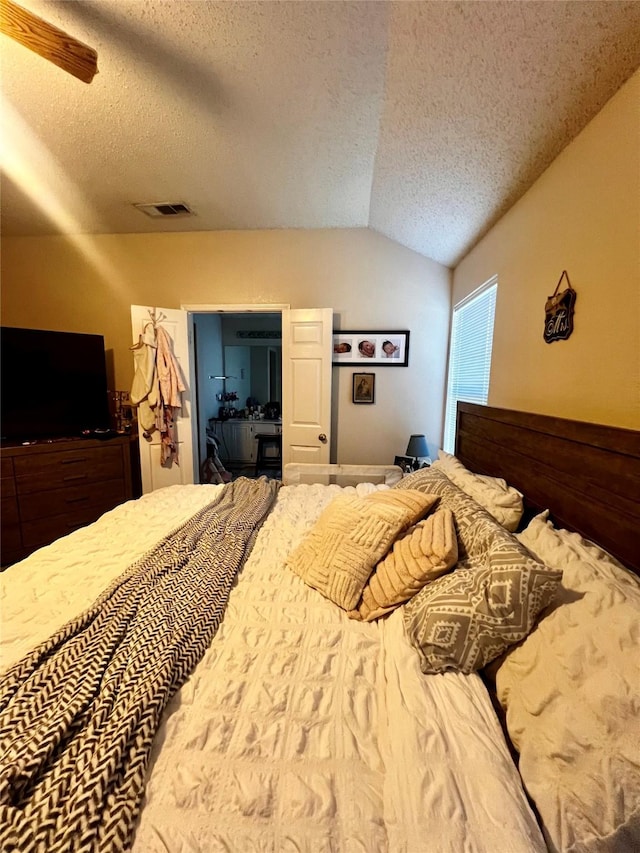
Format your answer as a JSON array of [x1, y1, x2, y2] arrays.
[[443, 276, 497, 453]]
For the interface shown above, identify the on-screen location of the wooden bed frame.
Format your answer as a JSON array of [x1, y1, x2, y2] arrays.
[[454, 403, 640, 577]]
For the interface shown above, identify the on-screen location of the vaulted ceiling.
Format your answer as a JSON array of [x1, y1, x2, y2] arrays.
[[2, 1, 639, 267]]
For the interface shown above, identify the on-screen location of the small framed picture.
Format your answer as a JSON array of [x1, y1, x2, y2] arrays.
[[394, 455, 414, 473], [353, 372, 375, 404], [333, 330, 410, 366]]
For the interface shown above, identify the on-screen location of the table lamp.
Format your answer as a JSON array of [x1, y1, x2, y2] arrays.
[[406, 434, 429, 470]]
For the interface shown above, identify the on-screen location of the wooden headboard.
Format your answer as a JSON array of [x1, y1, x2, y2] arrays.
[[454, 403, 640, 577]]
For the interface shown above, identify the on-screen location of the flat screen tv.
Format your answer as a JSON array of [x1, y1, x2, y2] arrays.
[[1, 327, 111, 442]]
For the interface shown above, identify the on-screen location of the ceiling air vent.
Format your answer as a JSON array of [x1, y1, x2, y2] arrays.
[[133, 202, 195, 218]]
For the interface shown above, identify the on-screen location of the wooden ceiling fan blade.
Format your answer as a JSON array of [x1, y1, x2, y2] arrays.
[[0, 0, 98, 83]]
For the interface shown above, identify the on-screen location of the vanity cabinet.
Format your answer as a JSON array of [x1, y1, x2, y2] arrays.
[[218, 420, 282, 465], [223, 422, 253, 463]]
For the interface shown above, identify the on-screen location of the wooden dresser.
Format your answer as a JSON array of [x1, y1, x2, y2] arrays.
[[1, 435, 133, 567]]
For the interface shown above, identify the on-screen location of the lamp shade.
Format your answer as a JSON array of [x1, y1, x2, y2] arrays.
[[406, 434, 429, 458]]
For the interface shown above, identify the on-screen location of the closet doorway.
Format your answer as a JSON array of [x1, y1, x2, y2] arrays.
[[132, 303, 332, 495], [192, 310, 283, 482]]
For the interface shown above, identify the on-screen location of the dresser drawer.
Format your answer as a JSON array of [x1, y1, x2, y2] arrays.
[[14, 445, 124, 495], [21, 496, 125, 549], [18, 479, 126, 522], [1, 436, 134, 567], [1, 456, 16, 497], [1, 495, 21, 551]]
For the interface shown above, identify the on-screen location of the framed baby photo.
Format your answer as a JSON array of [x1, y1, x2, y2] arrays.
[[394, 455, 414, 473], [352, 372, 375, 404], [332, 330, 410, 366]]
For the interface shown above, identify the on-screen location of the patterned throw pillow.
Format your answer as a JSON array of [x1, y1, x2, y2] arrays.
[[349, 508, 458, 622], [286, 489, 438, 611], [403, 562, 561, 674], [398, 468, 562, 674]]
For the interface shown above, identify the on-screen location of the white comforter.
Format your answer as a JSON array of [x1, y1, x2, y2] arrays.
[[1, 483, 547, 853]]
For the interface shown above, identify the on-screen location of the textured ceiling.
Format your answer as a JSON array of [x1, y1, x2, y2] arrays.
[[2, 0, 639, 267]]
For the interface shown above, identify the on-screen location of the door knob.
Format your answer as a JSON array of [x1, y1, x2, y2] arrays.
[[318, 433, 327, 443]]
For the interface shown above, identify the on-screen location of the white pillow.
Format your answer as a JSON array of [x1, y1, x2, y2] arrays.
[[431, 451, 523, 531], [496, 512, 640, 853]]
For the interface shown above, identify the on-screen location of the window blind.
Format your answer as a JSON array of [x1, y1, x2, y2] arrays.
[[443, 277, 497, 453]]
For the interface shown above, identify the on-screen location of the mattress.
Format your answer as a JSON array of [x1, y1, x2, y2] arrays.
[[1, 482, 547, 852]]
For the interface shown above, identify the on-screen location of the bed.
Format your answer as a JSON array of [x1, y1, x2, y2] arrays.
[[1, 403, 639, 853]]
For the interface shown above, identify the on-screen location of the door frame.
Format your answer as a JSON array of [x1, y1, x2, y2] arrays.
[[182, 303, 290, 480]]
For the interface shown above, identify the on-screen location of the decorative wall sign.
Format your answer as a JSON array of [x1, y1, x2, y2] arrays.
[[333, 330, 409, 365], [352, 372, 375, 404], [544, 270, 576, 343]]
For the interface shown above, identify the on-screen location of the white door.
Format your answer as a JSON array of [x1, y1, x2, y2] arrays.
[[281, 308, 333, 465], [130, 305, 196, 493]]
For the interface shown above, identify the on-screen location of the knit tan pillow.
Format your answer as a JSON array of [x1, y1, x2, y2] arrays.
[[287, 489, 438, 610], [348, 508, 458, 621], [363, 488, 439, 520]]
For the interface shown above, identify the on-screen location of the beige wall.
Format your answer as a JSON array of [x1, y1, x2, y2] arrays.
[[1, 227, 451, 464], [453, 70, 640, 430], [5, 69, 634, 465]]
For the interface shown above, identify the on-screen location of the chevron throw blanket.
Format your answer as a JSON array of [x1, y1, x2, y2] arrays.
[[0, 476, 280, 853]]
